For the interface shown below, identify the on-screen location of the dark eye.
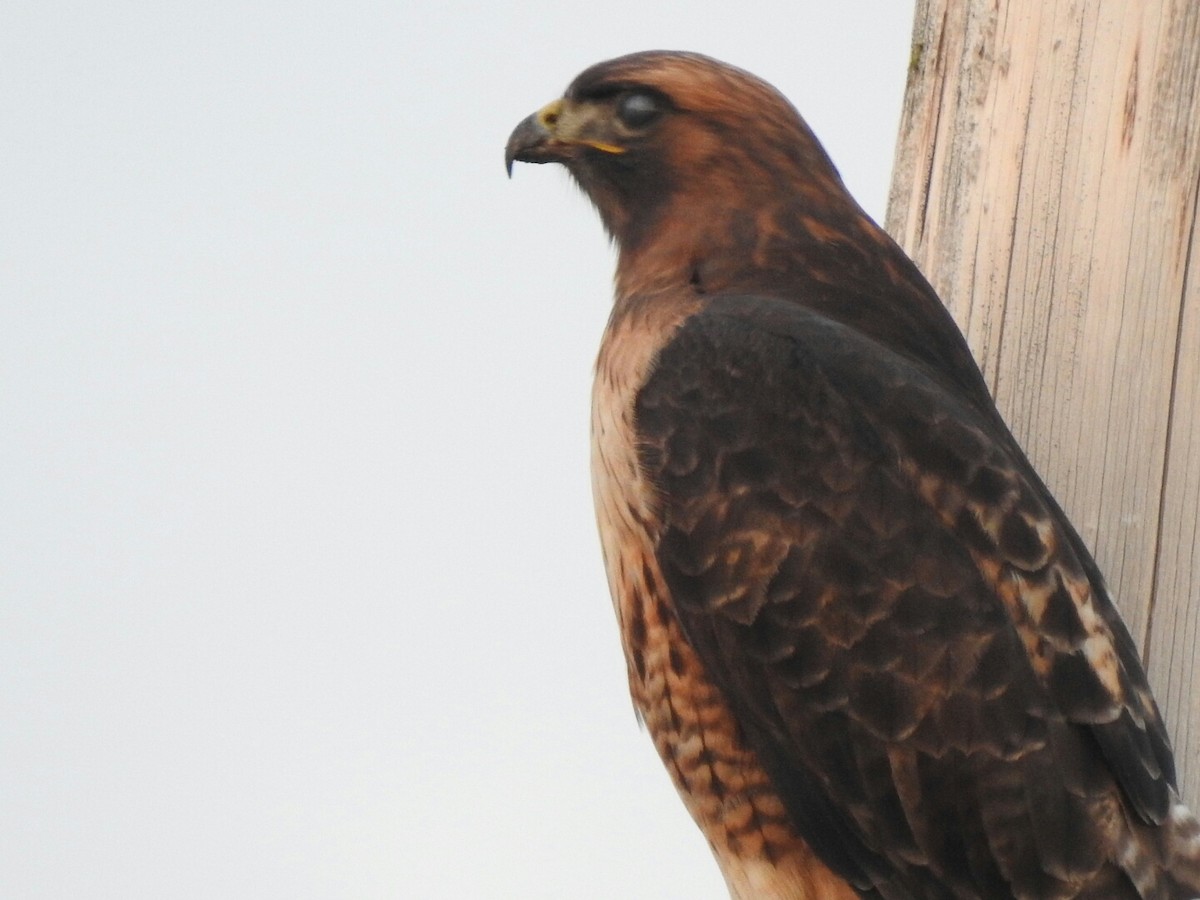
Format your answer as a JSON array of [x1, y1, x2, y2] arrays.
[[616, 92, 661, 129]]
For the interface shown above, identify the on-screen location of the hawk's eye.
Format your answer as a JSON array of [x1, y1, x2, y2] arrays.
[[616, 92, 661, 129]]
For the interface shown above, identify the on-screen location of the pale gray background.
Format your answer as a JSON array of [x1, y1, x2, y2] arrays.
[[2, 2, 915, 896]]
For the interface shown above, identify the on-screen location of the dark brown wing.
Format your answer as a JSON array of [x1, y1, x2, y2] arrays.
[[636, 294, 1175, 898]]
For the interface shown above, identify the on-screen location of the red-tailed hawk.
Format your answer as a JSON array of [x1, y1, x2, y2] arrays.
[[506, 51, 1200, 899]]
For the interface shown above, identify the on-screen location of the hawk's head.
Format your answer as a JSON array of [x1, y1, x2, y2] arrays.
[[505, 51, 854, 264]]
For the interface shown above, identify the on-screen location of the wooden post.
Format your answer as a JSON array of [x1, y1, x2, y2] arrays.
[[886, 0, 1200, 799]]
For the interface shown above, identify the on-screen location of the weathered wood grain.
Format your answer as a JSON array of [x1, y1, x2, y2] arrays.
[[886, 0, 1200, 797]]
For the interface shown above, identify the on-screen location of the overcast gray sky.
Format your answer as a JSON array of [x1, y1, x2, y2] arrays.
[[2, 2, 915, 897]]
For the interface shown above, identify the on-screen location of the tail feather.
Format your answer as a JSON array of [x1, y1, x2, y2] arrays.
[[1161, 801, 1200, 898], [1111, 795, 1200, 899]]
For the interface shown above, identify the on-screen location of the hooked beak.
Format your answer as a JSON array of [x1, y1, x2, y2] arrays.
[[505, 98, 626, 176], [505, 100, 564, 176]]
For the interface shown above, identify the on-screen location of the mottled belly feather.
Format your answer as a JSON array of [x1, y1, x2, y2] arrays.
[[589, 295, 856, 900]]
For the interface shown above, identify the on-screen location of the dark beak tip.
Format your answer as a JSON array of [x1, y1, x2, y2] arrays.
[[505, 112, 553, 178]]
